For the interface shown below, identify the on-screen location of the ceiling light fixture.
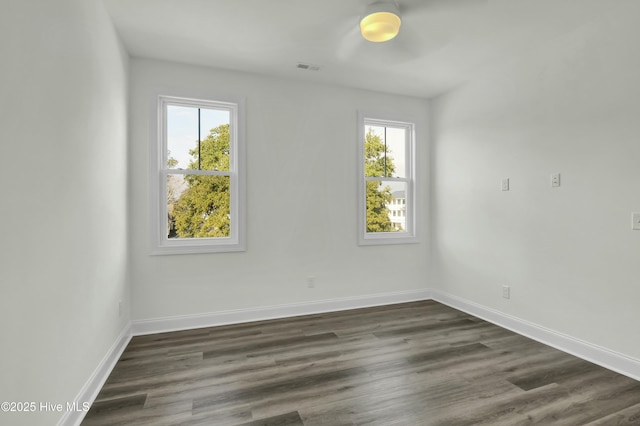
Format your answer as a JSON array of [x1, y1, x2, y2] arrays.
[[360, 2, 401, 43]]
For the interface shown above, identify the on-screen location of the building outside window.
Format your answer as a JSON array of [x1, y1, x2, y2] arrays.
[[387, 190, 406, 231]]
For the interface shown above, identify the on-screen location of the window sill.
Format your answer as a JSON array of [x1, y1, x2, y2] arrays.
[[151, 240, 246, 255]]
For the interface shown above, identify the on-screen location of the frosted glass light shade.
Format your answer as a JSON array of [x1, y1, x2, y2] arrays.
[[360, 4, 401, 42]]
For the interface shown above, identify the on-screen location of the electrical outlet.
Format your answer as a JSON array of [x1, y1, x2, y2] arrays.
[[502, 285, 510, 299], [551, 173, 561, 187], [307, 276, 315, 288], [632, 212, 640, 230], [501, 178, 510, 191]]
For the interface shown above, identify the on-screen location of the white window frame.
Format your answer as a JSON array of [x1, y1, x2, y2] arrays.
[[357, 112, 417, 245], [150, 95, 246, 255]]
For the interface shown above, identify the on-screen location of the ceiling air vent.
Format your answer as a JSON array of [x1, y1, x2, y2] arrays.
[[296, 62, 321, 71]]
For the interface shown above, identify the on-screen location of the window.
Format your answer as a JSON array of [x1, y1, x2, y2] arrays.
[[358, 113, 417, 245], [151, 95, 245, 254]]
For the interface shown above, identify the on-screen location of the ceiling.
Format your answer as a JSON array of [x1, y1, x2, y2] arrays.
[[103, 0, 618, 98]]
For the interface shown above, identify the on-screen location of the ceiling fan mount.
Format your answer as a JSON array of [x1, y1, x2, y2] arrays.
[[337, 0, 487, 62]]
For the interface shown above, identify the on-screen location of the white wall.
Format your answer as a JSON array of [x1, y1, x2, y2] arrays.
[[129, 58, 430, 321], [432, 2, 640, 360], [9, 1, 640, 422], [0, 1, 130, 425]]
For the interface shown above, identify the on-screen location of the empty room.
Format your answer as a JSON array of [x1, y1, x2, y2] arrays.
[[1, 0, 639, 425]]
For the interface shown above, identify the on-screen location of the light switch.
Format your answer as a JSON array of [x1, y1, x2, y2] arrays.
[[502, 285, 510, 299], [551, 173, 561, 187], [501, 178, 509, 191], [633, 212, 640, 230]]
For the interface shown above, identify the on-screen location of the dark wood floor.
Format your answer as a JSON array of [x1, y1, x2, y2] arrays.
[[82, 301, 640, 425]]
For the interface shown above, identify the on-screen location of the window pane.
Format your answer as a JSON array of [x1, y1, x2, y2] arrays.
[[167, 105, 197, 170], [364, 124, 406, 178], [365, 180, 407, 233], [199, 108, 231, 172], [167, 174, 231, 239], [167, 105, 231, 172], [385, 127, 406, 178]]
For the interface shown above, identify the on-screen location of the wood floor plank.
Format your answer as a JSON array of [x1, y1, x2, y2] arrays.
[[237, 411, 304, 426], [584, 402, 640, 425], [81, 301, 640, 425]]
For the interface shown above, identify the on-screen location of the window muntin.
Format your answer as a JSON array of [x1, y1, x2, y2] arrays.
[[153, 96, 245, 254], [358, 114, 417, 245]]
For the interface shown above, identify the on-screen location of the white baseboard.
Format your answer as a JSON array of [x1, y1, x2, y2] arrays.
[[131, 288, 432, 336], [58, 324, 132, 426], [430, 289, 640, 382]]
